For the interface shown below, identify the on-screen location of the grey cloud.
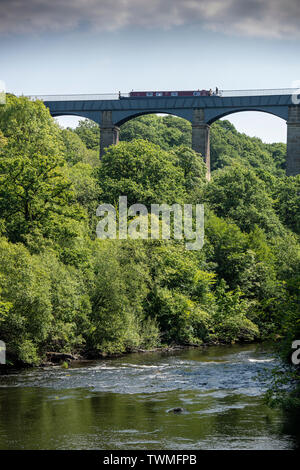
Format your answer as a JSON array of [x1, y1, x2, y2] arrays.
[[1, 0, 300, 38]]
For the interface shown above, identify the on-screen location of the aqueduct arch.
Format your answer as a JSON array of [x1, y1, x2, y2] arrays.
[[192, 108, 288, 179], [101, 107, 289, 180], [36, 90, 300, 178]]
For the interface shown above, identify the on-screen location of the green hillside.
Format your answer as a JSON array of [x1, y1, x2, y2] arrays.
[[0, 96, 299, 407]]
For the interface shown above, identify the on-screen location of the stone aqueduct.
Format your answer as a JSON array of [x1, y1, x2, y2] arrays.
[[30, 89, 300, 178]]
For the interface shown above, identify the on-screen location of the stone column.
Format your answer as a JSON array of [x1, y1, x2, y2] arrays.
[[192, 109, 211, 180], [100, 110, 119, 158], [287, 106, 300, 176]]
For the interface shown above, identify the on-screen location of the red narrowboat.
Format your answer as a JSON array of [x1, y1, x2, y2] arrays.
[[129, 90, 212, 98]]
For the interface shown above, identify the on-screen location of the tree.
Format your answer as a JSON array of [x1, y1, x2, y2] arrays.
[[97, 139, 188, 207], [74, 119, 100, 151], [0, 95, 63, 157], [212, 280, 259, 343], [273, 175, 300, 235], [0, 95, 84, 244], [0, 237, 91, 364], [0, 93, 299, 376], [0, 150, 80, 243], [87, 239, 153, 354], [67, 162, 101, 234], [205, 164, 284, 236], [120, 114, 192, 150], [172, 145, 207, 201], [60, 128, 93, 166]]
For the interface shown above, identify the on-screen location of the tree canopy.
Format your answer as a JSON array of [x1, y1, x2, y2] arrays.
[[0, 96, 299, 413]]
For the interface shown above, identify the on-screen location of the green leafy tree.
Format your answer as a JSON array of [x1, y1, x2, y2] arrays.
[[120, 114, 192, 150], [273, 175, 300, 235], [205, 164, 284, 236], [74, 119, 100, 151], [0, 95, 63, 157], [60, 128, 96, 166], [212, 280, 259, 343], [0, 95, 84, 244], [0, 151, 80, 243], [87, 240, 154, 354], [97, 139, 188, 207]]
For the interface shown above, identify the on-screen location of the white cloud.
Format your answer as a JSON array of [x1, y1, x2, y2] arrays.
[[0, 0, 300, 39]]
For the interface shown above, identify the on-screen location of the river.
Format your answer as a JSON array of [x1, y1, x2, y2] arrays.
[[0, 343, 299, 450]]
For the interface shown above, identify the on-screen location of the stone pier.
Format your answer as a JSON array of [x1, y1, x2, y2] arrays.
[[191, 109, 211, 180], [287, 106, 300, 176], [100, 110, 119, 158]]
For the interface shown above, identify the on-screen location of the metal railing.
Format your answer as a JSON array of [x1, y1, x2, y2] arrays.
[[25, 88, 299, 101], [26, 93, 126, 101], [219, 88, 299, 97]]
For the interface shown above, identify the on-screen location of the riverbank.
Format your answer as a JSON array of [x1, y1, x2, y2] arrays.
[[0, 344, 196, 372], [41, 344, 204, 367], [1, 340, 267, 371]]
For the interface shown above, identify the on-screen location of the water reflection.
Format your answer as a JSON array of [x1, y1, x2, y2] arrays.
[[0, 344, 299, 449]]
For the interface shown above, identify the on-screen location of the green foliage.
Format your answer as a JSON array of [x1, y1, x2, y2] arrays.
[[0, 95, 63, 157], [0, 95, 84, 245], [73, 119, 99, 151], [120, 114, 191, 150], [172, 145, 207, 201], [88, 240, 151, 354], [0, 96, 298, 385], [210, 120, 285, 176], [97, 139, 189, 207], [204, 164, 284, 236], [212, 280, 259, 343], [143, 242, 215, 344], [273, 175, 300, 235], [0, 237, 91, 363], [150, 287, 211, 345], [0, 151, 78, 243], [67, 162, 101, 236], [60, 128, 99, 167]]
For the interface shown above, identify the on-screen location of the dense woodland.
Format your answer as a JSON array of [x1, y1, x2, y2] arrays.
[[0, 95, 299, 408]]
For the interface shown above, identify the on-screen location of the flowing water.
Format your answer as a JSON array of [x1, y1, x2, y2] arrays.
[[0, 343, 299, 450]]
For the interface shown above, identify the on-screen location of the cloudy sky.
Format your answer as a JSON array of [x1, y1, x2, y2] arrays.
[[2, 0, 300, 141]]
